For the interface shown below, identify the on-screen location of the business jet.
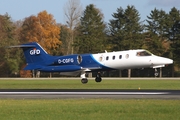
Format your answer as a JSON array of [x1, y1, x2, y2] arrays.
[[11, 42, 173, 84]]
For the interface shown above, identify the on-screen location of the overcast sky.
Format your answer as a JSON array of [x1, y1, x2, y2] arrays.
[[0, 0, 179, 24]]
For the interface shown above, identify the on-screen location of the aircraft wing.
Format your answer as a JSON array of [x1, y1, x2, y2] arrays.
[[82, 67, 102, 72]]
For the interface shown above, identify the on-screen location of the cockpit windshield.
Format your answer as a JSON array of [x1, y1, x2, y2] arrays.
[[136, 50, 152, 56]]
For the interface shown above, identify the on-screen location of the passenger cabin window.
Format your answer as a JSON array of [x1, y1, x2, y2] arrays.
[[136, 51, 152, 56], [112, 56, 115, 60], [106, 56, 109, 60], [119, 55, 122, 59]]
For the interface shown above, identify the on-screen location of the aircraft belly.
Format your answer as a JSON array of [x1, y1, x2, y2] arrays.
[[59, 71, 81, 76]]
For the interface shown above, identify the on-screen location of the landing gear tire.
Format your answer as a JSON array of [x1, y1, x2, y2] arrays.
[[95, 72, 102, 83], [154, 72, 159, 77], [95, 77, 102, 82], [81, 78, 88, 84], [154, 68, 159, 77]]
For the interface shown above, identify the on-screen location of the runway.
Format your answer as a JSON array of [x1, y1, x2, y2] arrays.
[[0, 89, 180, 99]]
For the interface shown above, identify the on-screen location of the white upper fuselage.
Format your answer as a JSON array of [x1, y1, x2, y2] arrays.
[[92, 49, 173, 70]]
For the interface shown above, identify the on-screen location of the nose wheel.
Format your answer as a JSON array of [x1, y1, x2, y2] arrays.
[[154, 68, 159, 77]]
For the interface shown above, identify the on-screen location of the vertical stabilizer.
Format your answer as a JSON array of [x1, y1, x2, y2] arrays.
[[11, 42, 51, 65]]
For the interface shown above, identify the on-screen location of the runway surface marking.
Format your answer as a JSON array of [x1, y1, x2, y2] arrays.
[[0, 92, 169, 95], [0, 90, 179, 99]]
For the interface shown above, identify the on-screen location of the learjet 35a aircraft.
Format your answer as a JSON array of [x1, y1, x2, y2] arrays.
[[11, 42, 173, 84]]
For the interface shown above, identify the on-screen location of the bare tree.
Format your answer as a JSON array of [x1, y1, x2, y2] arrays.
[[64, 0, 82, 30], [64, 0, 82, 54]]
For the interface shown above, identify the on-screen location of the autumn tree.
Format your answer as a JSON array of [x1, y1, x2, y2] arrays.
[[75, 4, 106, 54], [0, 14, 20, 76], [20, 10, 61, 54], [64, 0, 82, 54], [13, 20, 23, 42]]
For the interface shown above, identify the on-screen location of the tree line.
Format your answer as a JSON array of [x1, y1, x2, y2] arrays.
[[0, 1, 179, 77]]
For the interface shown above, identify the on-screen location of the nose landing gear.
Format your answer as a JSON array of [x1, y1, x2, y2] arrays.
[[81, 71, 88, 84], [154, 68, 159, 77]]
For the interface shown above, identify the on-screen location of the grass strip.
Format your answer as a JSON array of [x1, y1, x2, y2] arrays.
[[0, 79, 179, 89], [0, 99, 179, 120]]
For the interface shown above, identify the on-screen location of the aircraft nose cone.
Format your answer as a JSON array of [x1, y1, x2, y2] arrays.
[[151, 56, 173, 68], [157, 57, 173, 65], [166, 58, 173, 64]]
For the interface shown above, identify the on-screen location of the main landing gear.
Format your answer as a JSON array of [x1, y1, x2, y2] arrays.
[[81, 78, 88, 84], [80, 72, 102, 84], [95, 72, 102, 82], [81, 71, 88, 84]]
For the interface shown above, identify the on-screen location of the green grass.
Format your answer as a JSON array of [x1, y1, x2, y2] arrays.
[[0, 78, 180, 120], [0, 99, 180, 120], [0, 78, 179, 89]]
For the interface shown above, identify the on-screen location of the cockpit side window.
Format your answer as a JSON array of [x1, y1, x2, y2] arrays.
[[136, 51, 152, 56]]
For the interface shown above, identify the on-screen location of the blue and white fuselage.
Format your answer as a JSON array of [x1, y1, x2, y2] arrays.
[[11, 42, 173, 84]]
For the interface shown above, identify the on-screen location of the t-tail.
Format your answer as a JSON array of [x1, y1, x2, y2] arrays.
[[10, 42, 53, 70]]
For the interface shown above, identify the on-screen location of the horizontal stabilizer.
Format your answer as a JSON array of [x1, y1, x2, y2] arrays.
[[9, 44, 36, 48], [24, 64, 43, 70]]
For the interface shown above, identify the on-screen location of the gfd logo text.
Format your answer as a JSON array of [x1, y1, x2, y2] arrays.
[[30, 49, 40, 55]]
